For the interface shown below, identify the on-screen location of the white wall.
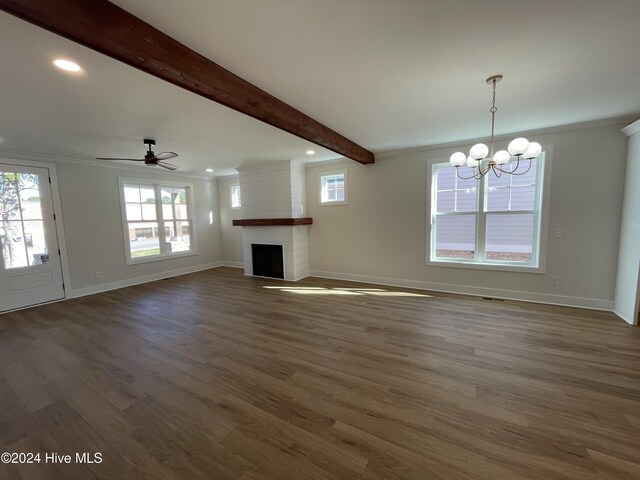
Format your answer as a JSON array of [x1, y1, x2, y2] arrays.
[[217, 175, 244, 266], [303, 122, 627, 310], [52, 160, 222, 296], [615, 120, 640, 324]]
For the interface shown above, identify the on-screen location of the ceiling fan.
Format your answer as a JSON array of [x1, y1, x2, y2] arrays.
[[96, 139, 179, 170]]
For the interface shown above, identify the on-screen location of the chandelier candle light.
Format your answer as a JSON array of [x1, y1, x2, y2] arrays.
[[449, 75, 542, 179]]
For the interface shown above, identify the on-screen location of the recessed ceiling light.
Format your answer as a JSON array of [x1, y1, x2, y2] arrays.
[[53, 58, 81, 72], [306, 150, 315, 155], [206, 168, 214, 173]]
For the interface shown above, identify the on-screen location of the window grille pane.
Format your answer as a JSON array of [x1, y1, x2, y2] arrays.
[[125, 203, 142, 221], [141, 203, 157, 220], [456, 186, 477, 212], [165, 221, 190, 252], [510, 185, 535, 211], [511, 159, 537, 186], [162, 204, 173, 220], [124, 186, 140, 203], [129, 222, 160, 258], [173, 188, 187, 204], [485, 213, 534, 262], [436, 190, 455, 212], [176, 205, 188, 219], [436, 168, 455, 191], [140, 187, 155, 204], [486, 186, 510, 211], [434, 214, 476, 259]]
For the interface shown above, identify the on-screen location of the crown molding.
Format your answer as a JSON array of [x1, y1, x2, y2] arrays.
[[622, 118, 640, 137], [374, 115, 638, 160]]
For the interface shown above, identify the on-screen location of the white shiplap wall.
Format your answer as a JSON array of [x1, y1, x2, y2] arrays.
[[237, 160, 309, 281]]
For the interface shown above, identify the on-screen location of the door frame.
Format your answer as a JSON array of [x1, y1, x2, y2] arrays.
[[0, 157, 71, 308]]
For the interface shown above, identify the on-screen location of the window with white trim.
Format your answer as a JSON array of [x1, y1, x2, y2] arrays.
[[231, 184, 241, 209], [429, 154, 546, 270], [119, 178, 196, 264], [319, 170, 347, 205]]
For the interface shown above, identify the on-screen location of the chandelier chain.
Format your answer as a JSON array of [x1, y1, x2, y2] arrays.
[[489, 78, 497, 157]]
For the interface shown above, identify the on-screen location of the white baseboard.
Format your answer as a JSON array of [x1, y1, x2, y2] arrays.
[[219, 261, 244, 269], [70, 261, 224, 298], [67, 263, 616, 312], [308, 269, 615, 312]]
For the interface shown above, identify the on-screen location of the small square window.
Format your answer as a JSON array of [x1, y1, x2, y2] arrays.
[[319, 170, 348, 205], [231, 184, 241, 209]]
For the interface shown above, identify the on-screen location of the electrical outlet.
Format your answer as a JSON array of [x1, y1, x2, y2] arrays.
[[387, 264, 393, 271], [322, 258, 328, 266], [95, 271, 102, 279], [554, 228, 564, 239], [551, 276, 560, 286]]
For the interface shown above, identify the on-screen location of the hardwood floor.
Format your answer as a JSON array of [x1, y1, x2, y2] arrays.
[[1, 267, 639, 479]]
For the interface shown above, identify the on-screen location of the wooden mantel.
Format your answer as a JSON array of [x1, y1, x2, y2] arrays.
[[232, 218, 312, 227]]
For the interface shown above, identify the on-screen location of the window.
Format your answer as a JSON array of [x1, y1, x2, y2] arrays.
[[428, 154, 548, 271], [119, 178, 196, 264], [319, 170, 347, 205], [231, 184, 241, 209]]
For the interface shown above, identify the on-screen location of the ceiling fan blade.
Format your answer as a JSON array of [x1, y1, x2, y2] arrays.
[[95, 157, 145, 162], [151, 152, 178, 161], [156, 161, 179, 171]]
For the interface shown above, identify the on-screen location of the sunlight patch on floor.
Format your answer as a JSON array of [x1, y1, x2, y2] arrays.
[[263, 286, 431, 297]]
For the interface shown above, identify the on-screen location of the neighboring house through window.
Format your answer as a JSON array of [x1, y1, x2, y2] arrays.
[[119, 178, 196, 264], [319, 170, 347, 205], [428, 154, 549, 272]]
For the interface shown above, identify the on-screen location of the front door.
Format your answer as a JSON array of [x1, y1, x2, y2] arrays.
[[0, 164, 64, 312]]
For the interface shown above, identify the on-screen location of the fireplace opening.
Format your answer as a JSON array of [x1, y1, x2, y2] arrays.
[[252, 244, 284, 279]]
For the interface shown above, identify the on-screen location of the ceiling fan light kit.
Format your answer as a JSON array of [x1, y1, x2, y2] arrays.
[[96, 139, 179, 171], [450, 75, 542, 180]]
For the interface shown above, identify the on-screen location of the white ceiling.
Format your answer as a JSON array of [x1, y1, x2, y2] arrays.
[[1, 1, 639, 176]]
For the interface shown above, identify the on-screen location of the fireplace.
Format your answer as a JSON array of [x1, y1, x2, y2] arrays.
[[236, 161, 310, 281], [251, 244, 284, 279]]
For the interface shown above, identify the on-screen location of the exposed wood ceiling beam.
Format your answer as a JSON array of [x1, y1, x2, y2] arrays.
[[0, 0, 375, 165]]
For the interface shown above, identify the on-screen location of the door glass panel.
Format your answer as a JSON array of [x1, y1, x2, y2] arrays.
[[24, 220, 48, 264], [19, 177, 43, 220], [1, 171, 48, 269], [1, 220, 28, 268]]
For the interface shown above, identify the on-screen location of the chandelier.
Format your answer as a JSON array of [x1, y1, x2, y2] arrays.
[[449, 75, 541, 180]]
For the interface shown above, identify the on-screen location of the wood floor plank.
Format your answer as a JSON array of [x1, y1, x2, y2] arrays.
[[0, 267, 639, 479]]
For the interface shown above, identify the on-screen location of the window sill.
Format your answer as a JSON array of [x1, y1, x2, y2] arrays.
[[125, 250, 198, 266], [426, 258, 546, 274], [319, 201, 348, 207]]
